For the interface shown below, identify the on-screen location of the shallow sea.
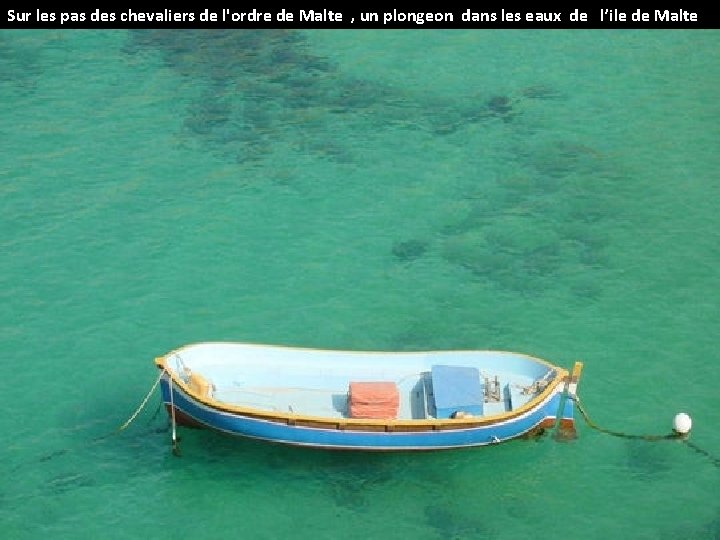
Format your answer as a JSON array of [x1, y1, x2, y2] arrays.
[[1, 29, 718, 539]]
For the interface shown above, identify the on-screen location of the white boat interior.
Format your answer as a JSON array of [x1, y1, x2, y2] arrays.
[[164, 342, 561, 420]]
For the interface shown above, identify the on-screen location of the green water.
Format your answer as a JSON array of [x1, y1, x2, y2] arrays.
[[1, 29, 718, 539]]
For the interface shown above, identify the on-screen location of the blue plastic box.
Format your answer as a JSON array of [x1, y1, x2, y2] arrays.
[[431, 365, 484, 418]]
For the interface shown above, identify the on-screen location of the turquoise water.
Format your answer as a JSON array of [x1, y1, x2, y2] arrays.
[[1, 29, 718, 539]]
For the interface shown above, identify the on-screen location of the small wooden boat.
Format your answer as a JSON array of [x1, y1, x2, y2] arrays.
[[154, 342, 583, 451]]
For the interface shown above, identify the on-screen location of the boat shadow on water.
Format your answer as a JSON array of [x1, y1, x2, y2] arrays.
[[169, 422, 559, 516]]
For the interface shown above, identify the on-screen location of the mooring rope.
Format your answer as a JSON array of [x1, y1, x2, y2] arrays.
[[118, 370, 164, 431], [10, 371, 168, 473], [572, 397, 679, 441], [105, 368, 180, 456], [83, 369, 165, 447], [572, 397, 719, 469], [684, 440, 720, 468]]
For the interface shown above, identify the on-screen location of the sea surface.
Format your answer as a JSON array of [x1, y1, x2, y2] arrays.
[[1, 29, 718, 539]]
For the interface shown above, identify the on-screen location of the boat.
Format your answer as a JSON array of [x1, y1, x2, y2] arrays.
[[154, 342, 584, 451]]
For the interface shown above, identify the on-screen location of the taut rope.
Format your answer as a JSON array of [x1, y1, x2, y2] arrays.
[[11, 370, 168, 473], [118, 370, 164, 431]]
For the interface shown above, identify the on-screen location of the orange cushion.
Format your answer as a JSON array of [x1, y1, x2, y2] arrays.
[[349, 381, 399, 419]]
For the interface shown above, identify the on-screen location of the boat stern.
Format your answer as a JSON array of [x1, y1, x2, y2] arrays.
[[556, 361, 584, 440]]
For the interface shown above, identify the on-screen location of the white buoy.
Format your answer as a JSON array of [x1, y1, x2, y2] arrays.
[[672, 412, 692, 435]]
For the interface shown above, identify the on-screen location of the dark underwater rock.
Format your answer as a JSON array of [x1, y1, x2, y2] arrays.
[[391, 239, 429, 262], [487, 95, 512, 115]]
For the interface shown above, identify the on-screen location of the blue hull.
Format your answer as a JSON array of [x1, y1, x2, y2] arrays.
[[160, 377, 571, 450]]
